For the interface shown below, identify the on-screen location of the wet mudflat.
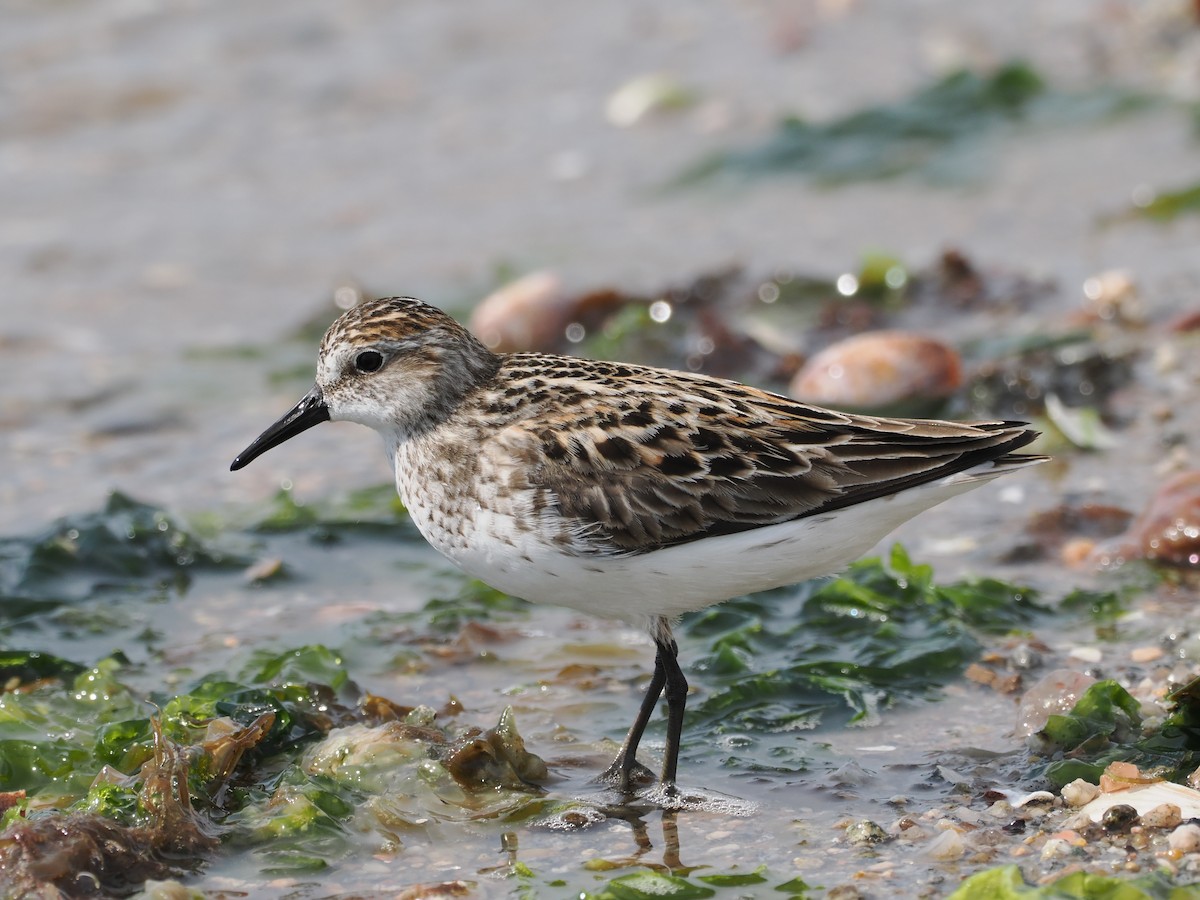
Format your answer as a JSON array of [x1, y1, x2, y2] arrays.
[[4, 1, 1200, 897]]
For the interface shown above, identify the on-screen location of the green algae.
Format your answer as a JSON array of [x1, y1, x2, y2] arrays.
[[0, 639, 554, 888], [4, 490, 1195, 895], [677, 62, 1150, 186], [1033, 676, 1200, 789], [1127, 181, 1200, 223], [242, 483, 412, 534], [679, 545, 1047, 771], [950, 864, 1199, 899], [0, 492, 244, 623]]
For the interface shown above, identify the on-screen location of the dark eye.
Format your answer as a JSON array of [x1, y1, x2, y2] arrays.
[[354, 350, 384, 373]]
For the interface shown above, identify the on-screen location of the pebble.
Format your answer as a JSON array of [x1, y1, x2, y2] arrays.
[[1060, 811, 1091, 832], [1081, 268, 1142, 324], [1099, 760, 1152, 792], [1117, 470, 1200, 568], [892, 816, 921, 834], [1101, 804, 1139, 832], [1061, 779, 1100, 808], [1141, 803, 1182, 829], [1137, 801, 1185, 830], [136, 881, 201, 900], [468, 271, 567, 352], [1170, 823, 1200, 853], [243, 556, 284, 583], [846, 820, 888, 846], [605, 74, 692, 127], [1131, 646, 1165, 663], [937, 765, 970, 787], [1011, 791, 1055, 809], [789, 330, 961, 411], [986, 800, 1014, 819], [1051, 830, 1086, 847], [1009, 643, 1044, 671], [924, 829, 965, 860], [1153, 342, 1179, 375], [1041, 838, 1072, 860], [953, 806, 984, 826], [1061, 537, 1096, 567], [1068, 646, 1102, 664], [829, 760, 874, 786]]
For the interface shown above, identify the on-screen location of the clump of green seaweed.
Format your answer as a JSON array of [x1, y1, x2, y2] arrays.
[[0, 643, 552, 893], [678, 545, 1048, 772], [0, 492, 245, 623], [1030, 676, 1200, 789], [949, 864, 1191, 899], [676, 61, 1150, 186]]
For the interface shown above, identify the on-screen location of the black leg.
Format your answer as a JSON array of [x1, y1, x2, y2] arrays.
[[599, 618, 688, 793], [659, 637, 688, 790], [599, 644, 666, 790]]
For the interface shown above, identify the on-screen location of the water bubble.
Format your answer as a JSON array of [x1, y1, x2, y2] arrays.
[[649, 300, 672, 323]]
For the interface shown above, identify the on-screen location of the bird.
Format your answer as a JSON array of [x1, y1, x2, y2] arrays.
[[230, 296, 1044, 794]]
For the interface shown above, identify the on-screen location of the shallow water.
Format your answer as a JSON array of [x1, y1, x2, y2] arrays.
[[3, 1, 1200, 896]]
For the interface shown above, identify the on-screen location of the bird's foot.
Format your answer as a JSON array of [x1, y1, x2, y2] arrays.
[[595, 757, 657, 793]]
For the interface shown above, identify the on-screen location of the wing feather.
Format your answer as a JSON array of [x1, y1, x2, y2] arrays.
[[484, 356, 1039, 555]]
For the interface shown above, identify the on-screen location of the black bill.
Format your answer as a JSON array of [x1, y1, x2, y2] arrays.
[[230, 384, 330, 471]]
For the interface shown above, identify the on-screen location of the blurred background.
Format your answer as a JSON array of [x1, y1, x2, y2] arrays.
[[2, 0, 1199, 527], [7, 3, 1200, 894]]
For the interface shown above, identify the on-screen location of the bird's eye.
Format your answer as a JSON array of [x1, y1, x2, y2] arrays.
[[354, 350, 385, 373]]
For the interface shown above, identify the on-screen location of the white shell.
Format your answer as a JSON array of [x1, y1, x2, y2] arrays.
[[1076, 781, 1200, 823]]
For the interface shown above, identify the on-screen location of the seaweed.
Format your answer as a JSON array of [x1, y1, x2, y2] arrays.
[[1031, 678, 1200, 788], [949, 864, 1194, 899], [679, 545, 1048, 771], [676, 62, 1150, 186], [0, 493, 244, 624]]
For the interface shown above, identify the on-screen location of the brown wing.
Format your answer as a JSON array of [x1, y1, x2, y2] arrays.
[[487, 357, 1039, 555]]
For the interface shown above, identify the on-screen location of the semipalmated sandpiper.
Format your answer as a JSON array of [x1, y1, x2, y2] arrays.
[[232, 297, 1044, 792]]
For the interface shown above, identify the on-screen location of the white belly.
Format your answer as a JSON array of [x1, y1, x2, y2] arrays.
[[398, 462, 1006, 629]]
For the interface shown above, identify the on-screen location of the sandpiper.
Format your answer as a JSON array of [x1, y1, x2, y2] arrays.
[[231, 297, 1043, 792]]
